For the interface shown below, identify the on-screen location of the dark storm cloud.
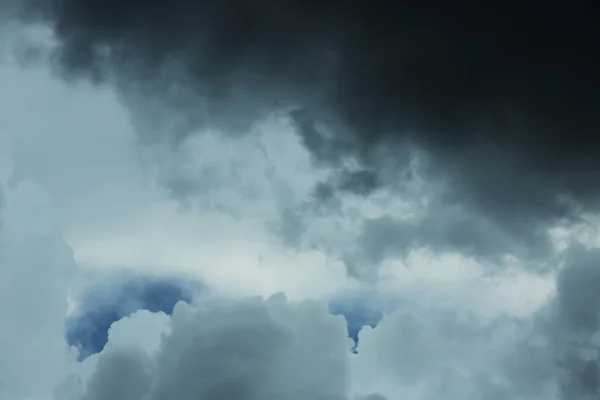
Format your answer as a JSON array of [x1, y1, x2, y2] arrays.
[[9, 1, 600, 262], [539, 246, 600, 398]]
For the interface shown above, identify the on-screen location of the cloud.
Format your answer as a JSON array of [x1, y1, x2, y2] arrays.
[[348, 248, 600, 399], [66, 273, 199, 360], [7, 1, 600, 266], [66, 273, 404, 361], [4, 7, 600, 400], [51, 250, 600, 400], [329, 291, 400, 351], [42, 244, 600, 400], [62, 294, 353, 400], [1, 142, 600, 400], [0, 134, 77, 399], [0, 66, 347, 298]]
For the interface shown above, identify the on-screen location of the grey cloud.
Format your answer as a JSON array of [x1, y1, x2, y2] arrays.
[[52, 246, 600, 400], [345, 202, 555, 280], [67, 295, 351, 400], [0, 146, 78, 399], [7, 1, 600, 267], [83, 347, 152, 400], [360, 395, 387, 400], [0, 185, 4, 227], [555, 246, 600, 334], [538, 245, 600, 400], [349, 246, 600, 399]]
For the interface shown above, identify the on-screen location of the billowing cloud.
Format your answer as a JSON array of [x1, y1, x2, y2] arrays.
[[66, 273, 200, 360], [6, 1, 600, 266], [66, 273, 405, 360], [2, 146, 600, 399], [4, 4, 600, 400], [52, 250, 600, 400], [62, 294, 353, 400]]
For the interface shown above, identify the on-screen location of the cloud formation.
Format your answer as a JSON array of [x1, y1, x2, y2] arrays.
[[0, 134, 76, 399], [66, 274, 198, 360], [4, 5, 600, 400], [54, 250, 600, 400], [66, 273, 403, 360], [7, 1, 600, 267], [3, 131, 600, 399]]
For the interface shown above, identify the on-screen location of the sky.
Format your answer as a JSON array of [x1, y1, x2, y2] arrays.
[[1, 2, 600, 399]]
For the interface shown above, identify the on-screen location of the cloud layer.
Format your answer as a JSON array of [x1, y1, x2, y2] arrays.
[[3, 137, 600, 399], [2, 4, 600, 400], [7, 1, 600, 268], [55, 253, 600, 400]]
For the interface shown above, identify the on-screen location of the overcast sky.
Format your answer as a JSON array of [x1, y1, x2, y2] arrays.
[[1, 3, 600, 399]]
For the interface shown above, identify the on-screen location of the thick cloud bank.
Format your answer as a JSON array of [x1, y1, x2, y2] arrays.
[[6, 1, 600, 268]]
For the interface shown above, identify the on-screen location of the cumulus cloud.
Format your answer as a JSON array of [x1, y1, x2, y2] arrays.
[[50, 251, 600, 400], [62, 295, 353, 400], [66, 273, 199, 360], [66, 274, 399, 359]]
